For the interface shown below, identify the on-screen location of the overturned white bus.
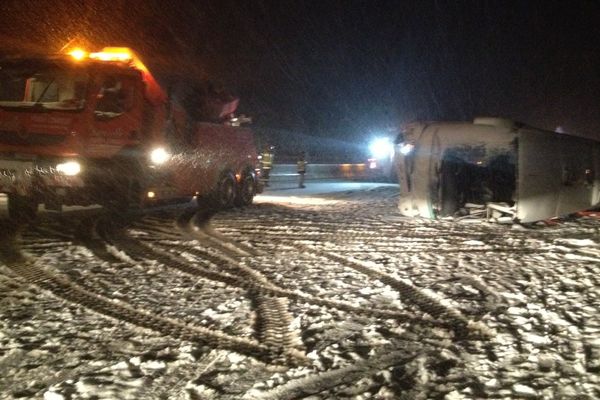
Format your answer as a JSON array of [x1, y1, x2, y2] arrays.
[[394, 118, 600, 223]]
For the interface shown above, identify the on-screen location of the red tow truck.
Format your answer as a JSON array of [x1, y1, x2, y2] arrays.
[[0, 47, 262, 219]]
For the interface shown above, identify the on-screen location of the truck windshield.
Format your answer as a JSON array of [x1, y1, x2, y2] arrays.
[[0, 66, 88, 111]]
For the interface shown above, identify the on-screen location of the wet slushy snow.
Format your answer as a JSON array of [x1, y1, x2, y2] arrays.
[[1, 181, 599, 399]]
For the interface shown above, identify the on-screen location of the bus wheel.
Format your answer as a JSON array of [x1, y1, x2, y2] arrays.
[[214, 173, 236, 209], [8, 195, 38, 222], [235, 174, 256, 207]]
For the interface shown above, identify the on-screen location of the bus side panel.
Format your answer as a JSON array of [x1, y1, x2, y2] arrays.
[[517, 130, 598, 222]]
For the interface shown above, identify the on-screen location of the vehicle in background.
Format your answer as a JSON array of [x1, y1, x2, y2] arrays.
[[367, 136, 397, 182], [394, 117, 600, 223], [0, 47, 261, 220]]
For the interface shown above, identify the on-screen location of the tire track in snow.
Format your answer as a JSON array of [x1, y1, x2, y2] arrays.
[[226, 217, 494, 242], [147, 238, 417, 321], [98, 215, 306, 360], [103, 212, 430, 326], [6, 216, 306, 366], [5, 259, 303, 366], [122, 213, 433, 351], [242, 348, 419, 400], [229, 227, 539, 255], [187, 209, 301, 352], [310, 246, 492, 338], [176, 210, 441, 323], [192, 210, 496, 342], [142, 212, 302, 353], [207, 212, 491, 338]]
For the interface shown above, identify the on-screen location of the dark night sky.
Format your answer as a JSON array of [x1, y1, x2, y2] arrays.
[[1, 0, 599, 141]]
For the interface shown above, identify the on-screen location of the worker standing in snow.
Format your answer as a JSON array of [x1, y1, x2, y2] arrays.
[[260, 145, 274, 187], [297, 151, 307, 188]]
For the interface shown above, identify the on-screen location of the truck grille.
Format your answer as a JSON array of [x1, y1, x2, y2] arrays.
[[0, 130, 67, 146]]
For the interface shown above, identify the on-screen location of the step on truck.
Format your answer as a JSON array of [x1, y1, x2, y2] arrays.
[[0, 47, 262, 220]]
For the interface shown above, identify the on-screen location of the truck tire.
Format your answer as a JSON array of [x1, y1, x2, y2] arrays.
[[8, 195, 38, 222], [213, 172, 236, 209], [235, 173, 256, 207]]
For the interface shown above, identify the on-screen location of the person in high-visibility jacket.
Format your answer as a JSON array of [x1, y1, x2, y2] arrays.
[[297, 151, 307, 188], [260, 145, 274, 186]]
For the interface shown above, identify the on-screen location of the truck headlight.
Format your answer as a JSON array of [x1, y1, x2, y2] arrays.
[[150, 147, 171, 165], [56, 161, 82, 176]]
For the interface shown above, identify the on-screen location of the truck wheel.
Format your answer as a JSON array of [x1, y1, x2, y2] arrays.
[[8, 195, 38, 222], [235, 174, 256, 207], [213, 173, 236, 209]]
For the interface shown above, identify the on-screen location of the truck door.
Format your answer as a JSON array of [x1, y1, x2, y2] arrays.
[[517, 129, 598, 222], [88, 73, 143, 157]]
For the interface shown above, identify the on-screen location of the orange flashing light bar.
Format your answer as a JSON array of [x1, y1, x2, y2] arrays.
[[89, 47, 133, 62], [65, 45, 165, 104], [67, 46, 150, 73], [67, 47, 133, 63], [90, 47, 149, 72]]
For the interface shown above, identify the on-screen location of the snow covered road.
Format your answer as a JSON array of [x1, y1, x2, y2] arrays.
[[1, 183, 599, 399]]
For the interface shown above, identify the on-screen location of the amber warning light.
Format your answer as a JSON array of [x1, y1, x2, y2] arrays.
[[67, 47, 133, 63], [68, 48, 87, 61], [66, 46, 150, 74], [89, 48, 133, 62]]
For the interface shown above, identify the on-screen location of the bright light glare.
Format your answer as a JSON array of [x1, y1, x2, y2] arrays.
[[56, 161, 81, 176], [68, 48, 87, 61], [89, 48, 133, 62], [399, 143, 414, 155], [149, 147, 171, 165], [369, 138, 393, 159]]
